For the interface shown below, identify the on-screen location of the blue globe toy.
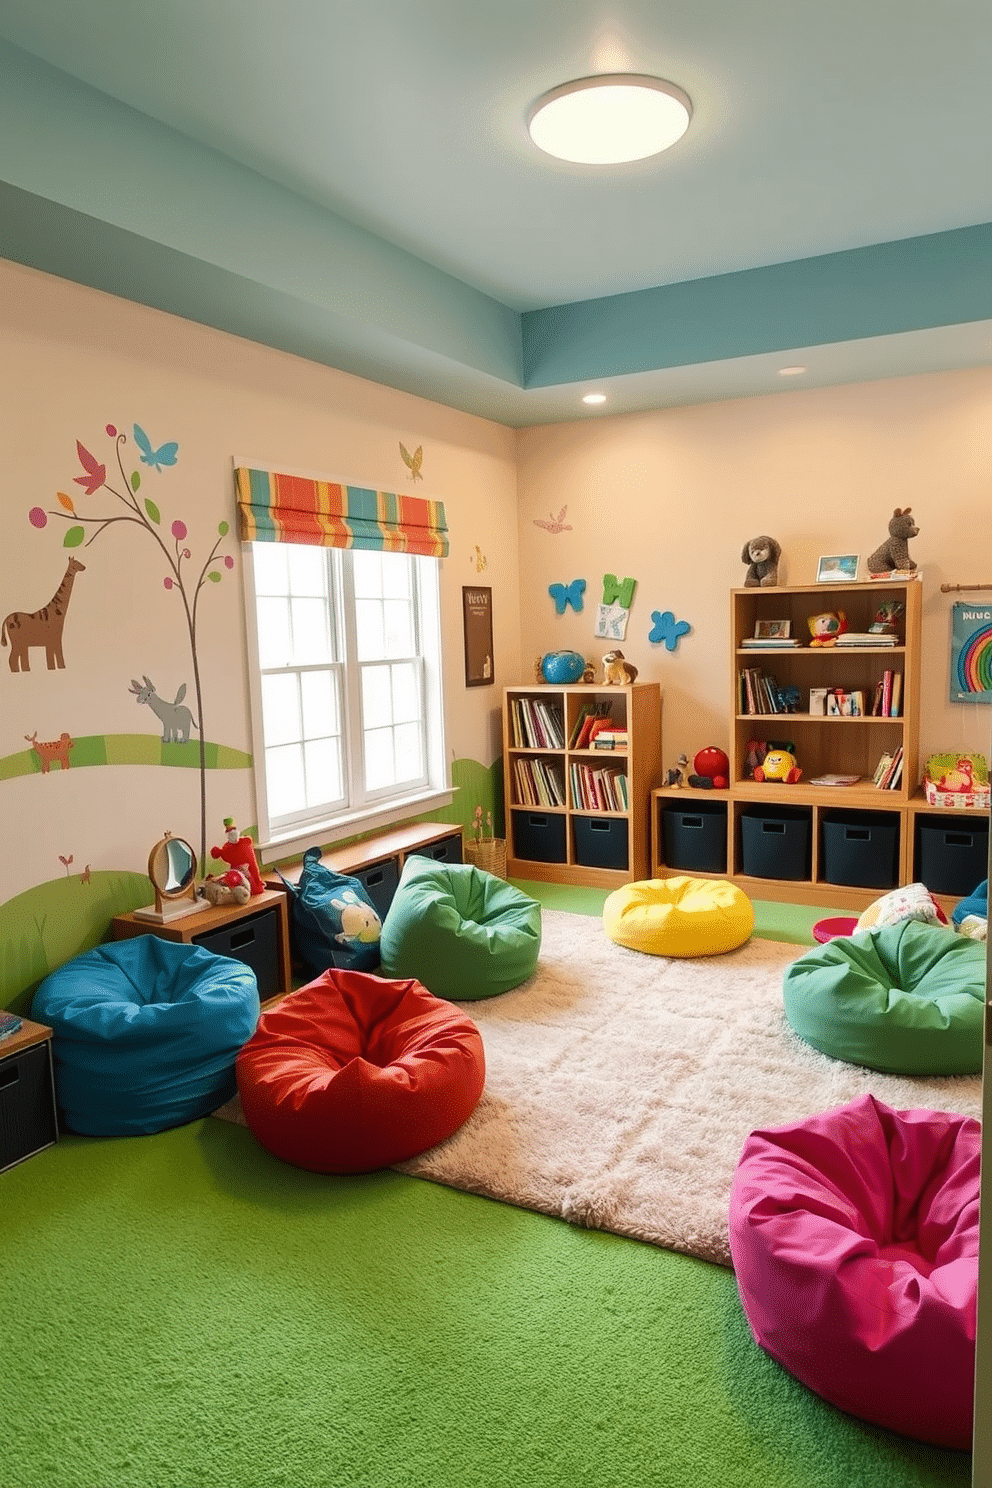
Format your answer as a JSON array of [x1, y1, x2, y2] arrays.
[[541, 649, 586, 684]]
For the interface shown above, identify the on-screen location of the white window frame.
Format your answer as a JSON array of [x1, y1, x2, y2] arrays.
[[242, 542, 451, 856]]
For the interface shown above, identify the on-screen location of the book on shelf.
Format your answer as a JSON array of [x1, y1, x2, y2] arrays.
[[572, 703, 613, 749], [0, 1010, 24, 1041], [740, 637, 802, 648], [867, 570, 920, 581], [809, 774, 863, 787], [872, 745, 904, 790], [834, 633, 897, 646]]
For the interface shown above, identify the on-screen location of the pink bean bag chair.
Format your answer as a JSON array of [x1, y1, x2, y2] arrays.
[[729, 1093, 978, 1449]]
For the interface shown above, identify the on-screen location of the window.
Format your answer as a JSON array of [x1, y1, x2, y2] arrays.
[[244, 542, 447, 849]]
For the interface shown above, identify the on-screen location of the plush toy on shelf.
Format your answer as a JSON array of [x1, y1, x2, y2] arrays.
[[601, 649, 638, 684], [808, 610, 847, 646], [867, 507, 919, 575], [199, 867, 252, 906], [741, 536, 781, 587], [210, 817, 266, 897], [753, 748, 802, 784]]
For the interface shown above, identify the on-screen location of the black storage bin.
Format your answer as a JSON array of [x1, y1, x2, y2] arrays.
[[512, 810, 567, 864], [352, 857, 400, 923], [408, 831, 463, 866], [821, 811, 899, 890], [740, 805, 811, 881], [574, 815, 629, 870], [195, 906, 282, 1001], [661, 801, 727, 873], [1, 1041, 58, 1173], [917, 817, 990, 897]]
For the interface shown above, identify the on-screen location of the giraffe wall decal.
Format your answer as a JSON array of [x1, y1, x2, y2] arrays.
[[1, 557, 86, 672]]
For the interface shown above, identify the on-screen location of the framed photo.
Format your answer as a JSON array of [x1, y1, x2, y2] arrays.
[[816, 553, 859, 583], [754, 618, 791, 639], [462, 585, 494, 687]]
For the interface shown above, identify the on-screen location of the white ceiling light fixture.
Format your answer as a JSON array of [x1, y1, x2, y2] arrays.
[[582, 392, 607, 405], [778, 365, 807, 377], [527, 74, 692, 166]]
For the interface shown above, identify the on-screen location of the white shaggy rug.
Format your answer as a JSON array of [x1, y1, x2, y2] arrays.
[[394, 910, 983, 1267]]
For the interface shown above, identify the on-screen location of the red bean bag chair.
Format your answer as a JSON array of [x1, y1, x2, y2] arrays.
[[236, 969, 485, 1173], [729, 1094, 978, 1449]]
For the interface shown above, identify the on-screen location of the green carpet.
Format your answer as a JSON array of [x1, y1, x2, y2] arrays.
[[0, 892, 971, 1488]]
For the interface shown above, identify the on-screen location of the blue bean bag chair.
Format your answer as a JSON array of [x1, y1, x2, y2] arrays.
[[32, 935, 260, 1135], [380, 857, 541, 999]]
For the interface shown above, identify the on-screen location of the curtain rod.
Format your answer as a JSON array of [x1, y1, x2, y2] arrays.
[[940, 583, 992, 593]]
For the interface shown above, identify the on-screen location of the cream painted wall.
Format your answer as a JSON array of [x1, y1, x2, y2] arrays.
[[516, 369, 992, 774], [0, 259, 519, 908]]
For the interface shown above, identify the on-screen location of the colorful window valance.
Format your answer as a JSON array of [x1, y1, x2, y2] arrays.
[[234, 467, 448, 557]]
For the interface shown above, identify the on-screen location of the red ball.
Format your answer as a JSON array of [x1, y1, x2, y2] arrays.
[[694, 746, 729, 783]]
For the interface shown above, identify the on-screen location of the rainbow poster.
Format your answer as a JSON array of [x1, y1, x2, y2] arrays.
[[951, 602, 992, 703]]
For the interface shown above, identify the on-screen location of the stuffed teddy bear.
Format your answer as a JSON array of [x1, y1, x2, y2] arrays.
[[867, 508, 919, 574], [741, 536, 781, 587], [199, 868, 252, 906]]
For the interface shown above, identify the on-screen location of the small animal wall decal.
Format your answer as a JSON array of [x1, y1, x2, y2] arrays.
[[129, 676, 199, 743], [2, 556, 86, 672], [26, 730, 74, 773], [534, 506, 572, 534], [58, 853, 74, 878], [649, 609, 693, 652], [470, 545, 488, 573], [133, 424, 179, 471], [399, 442, 424, 481], [549, 578, 586, 614], [81, 864, 91, 884]]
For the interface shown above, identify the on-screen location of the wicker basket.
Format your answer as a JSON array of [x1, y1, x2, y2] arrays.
[[464, 837, 507, 878]]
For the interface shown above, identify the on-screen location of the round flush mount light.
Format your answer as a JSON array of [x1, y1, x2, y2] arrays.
[[778, 366, 807, 377], [527, 74, 692, 165], [582, 392, 607, 405]]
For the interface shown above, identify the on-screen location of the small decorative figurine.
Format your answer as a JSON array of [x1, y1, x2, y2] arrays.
[[741, 536, 781, 587], [808, 610, 847, 646], [601, 649, 638, 684], [867, 508, 919, 574], [753, 748, 802, 784], [664, 754, 690, 787], [210, 817, 265, 897]]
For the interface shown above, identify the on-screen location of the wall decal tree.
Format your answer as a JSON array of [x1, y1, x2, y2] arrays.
[[29, 422, 235, 868]]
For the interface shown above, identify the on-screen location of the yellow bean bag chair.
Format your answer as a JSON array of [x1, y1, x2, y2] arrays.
[[603, 876, 754, 957]]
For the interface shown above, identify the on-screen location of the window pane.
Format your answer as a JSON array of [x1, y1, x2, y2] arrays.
[[393, 722, 423, 782], [252, 544, 288, 596], [382, 599, 414, 657], [261, 673, 301, 747], [300, 669, 339, 739], [256, 597, 292, 668], [364, 727, 395, 791], [352, 548, 382, 598], [290, 597, 332, 664], [361, 663, 393, 729], [287, 544, 328, 597], [390, 662, 420, 722], [304, 737, 342, 806], [265, 742, 305, 818], [355, 599, 386, 661], [382, 554, 411, 600]]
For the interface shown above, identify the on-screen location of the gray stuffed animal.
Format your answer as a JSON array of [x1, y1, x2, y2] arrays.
[[867, 508, 919, 574], [742, 536, 781, 587]]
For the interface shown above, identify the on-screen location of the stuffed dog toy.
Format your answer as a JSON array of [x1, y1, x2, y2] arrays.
[[601, 649, 638, 684], [742, 536, 781, 587]]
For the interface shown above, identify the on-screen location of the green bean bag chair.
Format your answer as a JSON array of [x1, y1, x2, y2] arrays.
[[380, 857, 541, 999], [783, 920, 984, 1074]]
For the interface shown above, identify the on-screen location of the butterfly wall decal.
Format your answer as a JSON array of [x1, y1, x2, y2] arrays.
[[399, 442, 424, 481], [534, 506, 572, 534], [548, 578, 586, 614], [133, 424, 179, 471], [602, 573, 637, 609], [649, 610, 692, 652]]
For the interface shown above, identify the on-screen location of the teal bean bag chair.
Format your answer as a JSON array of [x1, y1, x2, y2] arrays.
[[32, 935, 260, 1135], [783, 920, 985, 1074], [380, 857, 541, 999]]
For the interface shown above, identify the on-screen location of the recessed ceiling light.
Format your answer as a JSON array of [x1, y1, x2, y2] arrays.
[[778, 366, 807, 377], [582, 392, 607, 405], [528, 75, 692, 165]]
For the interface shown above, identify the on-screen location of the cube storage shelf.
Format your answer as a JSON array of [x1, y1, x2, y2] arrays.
[[503, 682, 662, 888], [649, 578, 988, 912]]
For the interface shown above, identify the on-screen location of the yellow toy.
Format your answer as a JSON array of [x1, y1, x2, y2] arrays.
[[808, 610, 847, 646], [754, 748, 802, 784]]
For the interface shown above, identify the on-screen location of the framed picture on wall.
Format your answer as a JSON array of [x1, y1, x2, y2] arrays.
[[462, 586, 494, 687]]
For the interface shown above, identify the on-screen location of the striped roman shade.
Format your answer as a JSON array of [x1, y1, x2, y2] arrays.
[[234, 467, 449, 557]]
